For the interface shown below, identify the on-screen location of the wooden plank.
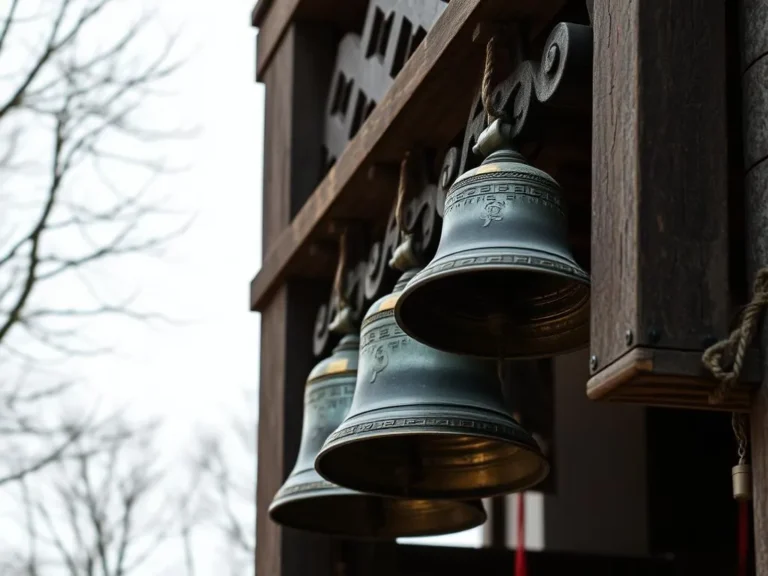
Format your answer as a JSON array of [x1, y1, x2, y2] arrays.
[[256, 286, 287, 576], [744, 84, 768, 576], [261, 30, 293, 249], [255, 23, 337, 576], [589, 0, 731, 408], [586, 347, 760, 412], [250, 0, 566, 311], [252, 0, 367, 81]]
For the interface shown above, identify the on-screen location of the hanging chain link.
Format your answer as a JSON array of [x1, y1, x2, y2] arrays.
[[732, 412, 749, 466]]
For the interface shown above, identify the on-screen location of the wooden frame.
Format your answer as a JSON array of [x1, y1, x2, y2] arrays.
[[249, 0, 568, 312], [251, 0, 767, 574], [587, 0, 759, 411]]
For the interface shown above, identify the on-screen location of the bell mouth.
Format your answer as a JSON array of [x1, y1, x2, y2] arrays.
[[316, 427, 548, 500], [269, 484, 486, 539], [395, 262, 590, 359]]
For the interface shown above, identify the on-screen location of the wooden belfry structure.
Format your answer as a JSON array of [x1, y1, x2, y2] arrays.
[[249, 1, 768, 575]]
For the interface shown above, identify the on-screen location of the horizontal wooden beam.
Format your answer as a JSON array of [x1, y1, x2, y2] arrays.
[[586, 347, 760, 412], [250, 0, 566, 311], [252, 0, 366, 81]]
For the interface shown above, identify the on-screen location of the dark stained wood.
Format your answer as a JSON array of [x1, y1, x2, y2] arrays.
[[589, 0, 731, 409], [250, 0, 567, 311], [394, 544, 675, 575], [741, 0, 768, 72], [256, 286, 286, 576], [586, 347, 760, 412], [252, 0, 367, 81], [255, 23, 337, 576], [743, 54, 768, 171], [744, 73, 768, 576], [261, 32, 292, 249]]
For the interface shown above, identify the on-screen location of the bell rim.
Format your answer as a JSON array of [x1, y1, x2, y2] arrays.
[[269, 483, 488, 539], [394, 258, 590, 360], [316, 427, 550, 500]]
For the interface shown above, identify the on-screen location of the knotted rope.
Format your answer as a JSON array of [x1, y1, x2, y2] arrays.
[[703, 267, 768, 404], [481, 34, 503, 125]]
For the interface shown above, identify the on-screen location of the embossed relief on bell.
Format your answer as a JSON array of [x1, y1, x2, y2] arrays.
[[270, 335, 487, 538], [316, 271, 549, 500], [322, 0, 448, 170]]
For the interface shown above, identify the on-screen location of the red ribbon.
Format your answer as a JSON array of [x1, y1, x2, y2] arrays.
[[515, 492, 527, 576], [738, 500, 749, 576]]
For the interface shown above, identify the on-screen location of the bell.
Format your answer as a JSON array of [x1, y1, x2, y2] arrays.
[[394, 120, 590, 359], [315, 271, 549, 500], [269, 334, 486, 538]]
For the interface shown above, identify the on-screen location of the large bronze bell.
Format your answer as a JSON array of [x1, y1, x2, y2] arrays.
[[269, 334, 486, 538], [314, 271, 548, 500], [395, 120, 590, 359]]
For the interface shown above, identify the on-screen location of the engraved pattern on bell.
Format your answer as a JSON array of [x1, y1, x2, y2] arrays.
[[314, 272, 549, 500], [395, 146, 590, 360], [269, 334, 487, 538]]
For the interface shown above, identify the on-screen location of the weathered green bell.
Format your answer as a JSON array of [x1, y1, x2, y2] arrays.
[[314, 272, 549, 500], [269, 334, 486, 538], [395, 120, 590, 359]]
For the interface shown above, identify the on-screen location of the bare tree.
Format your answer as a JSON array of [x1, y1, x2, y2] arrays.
[[2, 414, 204, 576], [193, 390, 256, 576], [0, 0, 191, 484]]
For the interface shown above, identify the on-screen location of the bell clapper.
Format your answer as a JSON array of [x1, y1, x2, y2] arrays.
[[731, 413, 752, 501]]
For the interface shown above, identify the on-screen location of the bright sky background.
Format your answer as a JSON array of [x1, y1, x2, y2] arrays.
[[0, 0, 487, 570]]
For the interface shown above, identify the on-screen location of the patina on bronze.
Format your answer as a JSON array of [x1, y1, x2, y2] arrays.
[[314, 272, 548, 500], [395, 120, 590, 360], [269, 334, 486, 538]]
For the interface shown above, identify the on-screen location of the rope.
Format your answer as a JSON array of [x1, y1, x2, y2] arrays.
[[394, 151, 411, 240], [332, 228, 348, 310], [481, 34, 503, 125], [703, 267, 768, 404]]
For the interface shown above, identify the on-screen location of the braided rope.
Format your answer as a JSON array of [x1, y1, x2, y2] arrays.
[[481, 34, 503, 125], [703, 267, 768, 404]]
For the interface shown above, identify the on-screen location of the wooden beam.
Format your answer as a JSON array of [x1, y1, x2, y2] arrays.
[[588, 0, 734, 410], [742, 0, 768, 573], [252, 0, 367, 81], [255, 23, 337, 576], [249, 0, 566, 311]]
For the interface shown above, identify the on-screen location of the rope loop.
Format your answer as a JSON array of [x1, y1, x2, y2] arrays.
[[703, 267, 768, 404]]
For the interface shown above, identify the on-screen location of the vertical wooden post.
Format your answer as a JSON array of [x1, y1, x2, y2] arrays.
[[742, 0, 768, 572], [255, 22, 337, 576]]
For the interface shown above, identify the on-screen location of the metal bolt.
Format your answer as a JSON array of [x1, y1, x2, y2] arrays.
[[625, 329, 633, 346], [544, 44, 560, 74], [648, 328, 661, 345], [590, 355, 598, 371]]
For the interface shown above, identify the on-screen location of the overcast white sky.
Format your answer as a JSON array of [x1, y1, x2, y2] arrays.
[[0, 0, 484, 566]]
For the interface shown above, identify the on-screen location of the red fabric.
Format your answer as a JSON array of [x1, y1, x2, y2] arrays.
[[515, 492, 527, 576], [739, 500, 749, 576]]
